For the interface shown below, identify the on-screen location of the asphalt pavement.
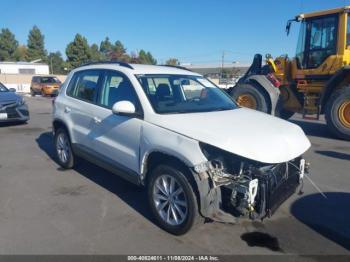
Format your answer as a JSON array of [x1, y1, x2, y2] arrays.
[[0, 96, 349, 255]]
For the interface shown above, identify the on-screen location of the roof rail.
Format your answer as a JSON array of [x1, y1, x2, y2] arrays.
[[161, 64, 192, 72], [81, 61, 134, 69]]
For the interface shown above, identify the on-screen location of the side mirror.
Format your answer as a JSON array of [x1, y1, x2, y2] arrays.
[[9, 88, 16, 92], [112, 101, 136, 116]]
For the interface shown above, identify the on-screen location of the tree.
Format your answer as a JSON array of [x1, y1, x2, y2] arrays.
[[14, 45, 27, 61], [66, 34, 92, 69], [90, 43, 102, 62], [113, 40, 126, 55], [48, 51, 65, 74], [99, 37, 113, 59], [0, 28, 19, 61], [138, 50, 157, 65], [165, 58, 179, 66], [26, 26, 47, 62], [110, 40, 130, 61]]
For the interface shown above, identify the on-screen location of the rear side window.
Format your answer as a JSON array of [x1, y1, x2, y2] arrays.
[[67, 70, 101, 103]]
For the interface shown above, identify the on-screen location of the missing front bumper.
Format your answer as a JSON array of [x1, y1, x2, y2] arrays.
[[193, 158, 307, 223]]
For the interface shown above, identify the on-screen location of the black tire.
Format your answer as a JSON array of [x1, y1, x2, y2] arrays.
[[230, 83, 270, 113], [147, 163, 200, 235], [277, 108, 295, 120], [30, 88, 35, 97], [325, 87, 350, 140], [54, 128, 75, 169]]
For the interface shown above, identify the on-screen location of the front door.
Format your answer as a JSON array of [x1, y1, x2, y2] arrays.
[[90, 70, 143, 175]]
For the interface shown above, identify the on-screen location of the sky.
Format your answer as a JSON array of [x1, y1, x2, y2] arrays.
[[1, 0, 349, 65]]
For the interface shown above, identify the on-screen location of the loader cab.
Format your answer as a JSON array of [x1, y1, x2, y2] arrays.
[[287, 7, 350, 75], [295, 14, 338, 69]]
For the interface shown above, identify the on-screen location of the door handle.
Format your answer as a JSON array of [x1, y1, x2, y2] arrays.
[[93, 116, 102, 124], [64, 107, 71, 113]]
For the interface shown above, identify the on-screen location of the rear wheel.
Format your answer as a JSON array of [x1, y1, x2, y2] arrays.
[[230, 83, 270, 113], [54, 128, 75, 168], [325, 86, 350, 140], [147, 164, 200, 235]]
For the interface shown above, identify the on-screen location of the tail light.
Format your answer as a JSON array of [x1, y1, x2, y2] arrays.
[[266, 73, 281, 88]]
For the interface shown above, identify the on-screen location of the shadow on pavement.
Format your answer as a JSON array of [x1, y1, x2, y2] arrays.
[[0, 121, 27, 128], [290, 192, 350, 251], [36, 132, 156, 226], [290, 119, 334, 139], [315, 150, 350, 161]]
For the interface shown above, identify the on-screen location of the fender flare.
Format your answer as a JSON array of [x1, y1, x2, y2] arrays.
[[321, 66, 350, 112], [244, 75, 281, 115]]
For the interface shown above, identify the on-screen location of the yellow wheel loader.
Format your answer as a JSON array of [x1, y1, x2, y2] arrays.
[[230, 6, 350, 140]]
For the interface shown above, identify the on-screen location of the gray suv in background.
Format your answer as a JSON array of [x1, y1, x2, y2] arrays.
[[0, 82, 29, 123]]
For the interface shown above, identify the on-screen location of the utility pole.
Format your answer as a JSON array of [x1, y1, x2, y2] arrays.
[[50, 57, 53, 75], [221, 50, 225, 80]]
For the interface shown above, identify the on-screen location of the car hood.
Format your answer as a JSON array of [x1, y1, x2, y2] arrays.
[[148, 108, 311, 164], [0, 92, 20, 105]]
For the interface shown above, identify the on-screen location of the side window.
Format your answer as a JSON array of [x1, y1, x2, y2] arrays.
[[98, 71, 139, 109], [67, 70, 101, 103]]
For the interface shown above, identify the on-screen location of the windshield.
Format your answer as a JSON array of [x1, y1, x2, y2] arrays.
[[40, 77, 60, 83], [136, 74, 237, 114], [0, 83, 9, 92]]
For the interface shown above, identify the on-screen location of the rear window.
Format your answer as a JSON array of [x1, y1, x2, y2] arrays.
[[40, 77, 60, 83]]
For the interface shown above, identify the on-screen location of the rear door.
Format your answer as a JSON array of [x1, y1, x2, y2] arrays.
[[64, 69, 103, 150]]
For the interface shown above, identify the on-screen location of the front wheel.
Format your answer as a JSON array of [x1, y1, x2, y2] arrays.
[[147, 164, 200, 235], [325, 87, 350, 140]]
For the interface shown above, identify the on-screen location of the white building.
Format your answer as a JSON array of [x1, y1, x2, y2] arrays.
[[0, 62, 51, 93], [0, 62, 49, 75]]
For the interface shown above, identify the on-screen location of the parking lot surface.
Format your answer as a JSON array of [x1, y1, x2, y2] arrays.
[[0, 96, 349, 255]]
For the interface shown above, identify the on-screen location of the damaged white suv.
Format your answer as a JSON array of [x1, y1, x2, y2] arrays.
[[52, 62, 311, 235]]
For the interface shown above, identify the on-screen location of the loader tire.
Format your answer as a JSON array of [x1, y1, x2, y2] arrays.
[[230, 83, 270, 113], [325, 87, 350, 140], [277, 109, 295, 120]]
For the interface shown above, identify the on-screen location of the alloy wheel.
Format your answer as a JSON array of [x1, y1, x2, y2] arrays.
[[152, 174, 188, 226], [56, 132, 70, 164]]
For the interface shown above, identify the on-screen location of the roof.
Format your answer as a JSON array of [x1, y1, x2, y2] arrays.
[[76, 63, 202, 76], [299, 6, 350, 19]]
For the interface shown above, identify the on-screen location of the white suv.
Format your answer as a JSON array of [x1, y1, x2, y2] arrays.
[[53, 62, 311, 235]]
